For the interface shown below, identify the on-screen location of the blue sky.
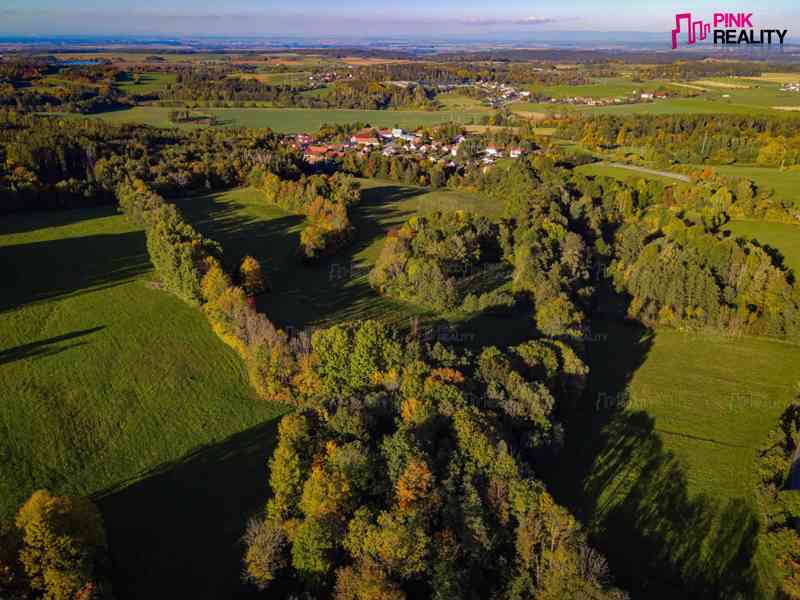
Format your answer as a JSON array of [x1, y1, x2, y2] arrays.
[[1, 1, 799, 37]]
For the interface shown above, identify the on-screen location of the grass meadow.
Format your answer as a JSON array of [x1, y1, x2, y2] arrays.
[[549, 318, 800, 598], [0, 206, 289, 599], [706, 164, 800, 207], [725, 220, 800, 275]]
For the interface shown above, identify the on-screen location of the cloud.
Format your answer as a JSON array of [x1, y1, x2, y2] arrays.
[[459, 16, 557, 26]]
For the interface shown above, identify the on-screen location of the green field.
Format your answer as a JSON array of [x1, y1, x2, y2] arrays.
[[575, 162, 683, 185], [705, 164, 800, 207], [528, 77, 660, 99], [725, 220, 800, 275], [80, 106, 486, 132], [551, 320, 800, 598], [0, 207, 289, 599], [173, 181, 527, 348], [115, 72, 177, 95], [437, 93, 491, 111]]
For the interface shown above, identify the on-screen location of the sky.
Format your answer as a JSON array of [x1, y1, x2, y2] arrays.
[[1, 1, 799, 38]]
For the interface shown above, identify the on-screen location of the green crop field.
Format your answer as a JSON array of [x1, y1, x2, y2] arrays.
[[551, 320, 800, 598], [0, 207, 289, 599], [172, 181, 527, 348], [78, 106, 485, 131], [725, 220, 800, 275]]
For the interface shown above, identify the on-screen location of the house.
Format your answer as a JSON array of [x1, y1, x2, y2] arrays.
[[640, 93, 654, 100], [485, 144, 500, 157], [378, 128, 394, 140], [296, 133, 313, 145], [510, 148, 524, 158], [654, 91, 668, 99], [304, 145, 330, 163], [392, 128, 405, 138], [351, 133, 380, 146]]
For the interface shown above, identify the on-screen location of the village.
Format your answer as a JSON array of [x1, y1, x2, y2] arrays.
[[291, 126, 528, 167]]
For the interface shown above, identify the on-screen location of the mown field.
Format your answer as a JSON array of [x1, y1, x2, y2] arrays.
[[551, 320, 800, 598], [0, 207, 289, 599], [173, 181, 528, 348], [81, 106, 486, 131]]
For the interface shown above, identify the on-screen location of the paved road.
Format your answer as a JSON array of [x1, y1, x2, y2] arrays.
[[599, 162, 692, 183]]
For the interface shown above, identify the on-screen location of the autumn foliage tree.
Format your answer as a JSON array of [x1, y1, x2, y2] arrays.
[[239, 255, 266, 296], [243, 320, 624, 600], [1, 490, 112, 600]]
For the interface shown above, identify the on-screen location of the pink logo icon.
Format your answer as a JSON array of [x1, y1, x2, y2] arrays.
[[671, 12, 711, 49]]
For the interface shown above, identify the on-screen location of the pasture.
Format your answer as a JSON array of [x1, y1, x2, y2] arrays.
[[0, 206, 289, 599], [81, 106, 485, 132], [551, 320, 800, 598]]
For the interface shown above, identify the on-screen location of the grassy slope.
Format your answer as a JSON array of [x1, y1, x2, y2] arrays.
[[0, 207, 289, 599], [173, 181, 530, 348], [725, 220, 800, 276], [550, 319, 800, 598], [707, 165, 800, 207], [80, 106, 486, 131]]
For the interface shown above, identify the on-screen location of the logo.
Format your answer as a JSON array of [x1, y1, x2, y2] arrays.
[[671, 12, 788, 48]]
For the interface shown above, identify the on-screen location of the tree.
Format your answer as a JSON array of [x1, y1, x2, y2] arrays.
[[200, 259, 231, 304], [456, 138, 483, 164], [242, 517, 288, 590], [239, 255, 266, 296], [14, 490, 109, 600]]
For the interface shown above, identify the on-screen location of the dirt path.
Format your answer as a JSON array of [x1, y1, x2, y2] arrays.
[[600, 162, 691, 183]]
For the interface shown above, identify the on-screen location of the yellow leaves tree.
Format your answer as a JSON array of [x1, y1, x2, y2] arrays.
[[239, 255, 266, 296], [14, 490, 108, 600]]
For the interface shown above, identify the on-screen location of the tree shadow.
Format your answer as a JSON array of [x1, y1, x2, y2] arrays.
[[0, 205, 120, 237], [173, 185, 428, 331], [95, 417, 286, 600], [0, 230, 151, 314], [0, 326, 105, 366], [547, 316, 767, 599]]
